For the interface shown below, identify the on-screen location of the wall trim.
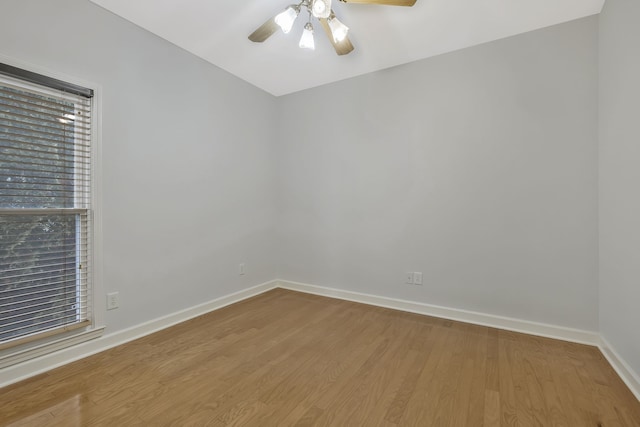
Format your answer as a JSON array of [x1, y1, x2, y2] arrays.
[[0, 327, 105, 370], [278, 279, 640, 402], [598, 336, 640, 401], [3, 277, 638, 403], [0, 280, 278, 389], [277, 280, 600, 345]]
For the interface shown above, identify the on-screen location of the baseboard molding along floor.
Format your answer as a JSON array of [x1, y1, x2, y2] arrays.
[[2, 278, 638, 402]]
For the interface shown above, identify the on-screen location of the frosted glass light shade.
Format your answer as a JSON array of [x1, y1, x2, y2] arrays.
[[328, 16, 349, 42], [275, 6, 299, 34], [299, 23, 315, 50]]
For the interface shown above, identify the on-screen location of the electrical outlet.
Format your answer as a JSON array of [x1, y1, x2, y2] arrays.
[[406, 272, 414, 284], [106, 292, 119, 310], [414, 272, 423, 285], [239, 263, 246, 275]]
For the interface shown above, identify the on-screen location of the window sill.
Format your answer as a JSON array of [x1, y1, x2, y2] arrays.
[[0, 327, 105, 369]]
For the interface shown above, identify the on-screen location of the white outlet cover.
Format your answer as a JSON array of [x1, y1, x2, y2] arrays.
[[414, 272, 423, 285], [106, 292, 119, 310]]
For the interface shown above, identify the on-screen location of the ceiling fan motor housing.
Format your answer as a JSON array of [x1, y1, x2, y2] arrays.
[[311, 0, 332, 18]]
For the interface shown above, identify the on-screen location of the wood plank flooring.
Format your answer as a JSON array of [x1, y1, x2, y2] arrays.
[[1, 288, 639, 426]]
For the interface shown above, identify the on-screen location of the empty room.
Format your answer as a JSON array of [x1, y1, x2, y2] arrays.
[[0, 0, 639, 425]]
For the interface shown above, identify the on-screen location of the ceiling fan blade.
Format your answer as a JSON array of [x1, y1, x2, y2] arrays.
[[248, 17, 279, 42], [319, 18, 355, 56], [339, 0, 416, 6]]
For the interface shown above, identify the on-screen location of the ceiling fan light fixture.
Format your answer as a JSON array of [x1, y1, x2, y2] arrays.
[[299, 22, 315, 50], [311, 0, 331, 19], [328, 15, 349, 42], [275, 5, 299, 34]]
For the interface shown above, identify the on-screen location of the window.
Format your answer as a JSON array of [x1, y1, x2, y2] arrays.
[[0, 63, 96, 354]]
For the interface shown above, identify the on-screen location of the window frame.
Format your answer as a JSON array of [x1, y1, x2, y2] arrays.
[[0, 56, 103, 368]]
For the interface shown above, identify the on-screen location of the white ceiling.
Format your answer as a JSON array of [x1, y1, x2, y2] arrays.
[[89, 0, 604, 96]]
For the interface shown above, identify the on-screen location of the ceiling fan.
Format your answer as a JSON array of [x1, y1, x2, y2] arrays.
[[248, 0, 417, 56]]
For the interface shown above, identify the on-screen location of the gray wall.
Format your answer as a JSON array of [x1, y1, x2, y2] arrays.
[[0, 0, 279, 333], [2, 0, 625, 370], [277, 17, 599, 330], [599, 0, 640, 379]]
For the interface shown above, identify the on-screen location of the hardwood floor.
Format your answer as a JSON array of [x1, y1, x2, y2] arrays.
[[1, 288, 639, 426]]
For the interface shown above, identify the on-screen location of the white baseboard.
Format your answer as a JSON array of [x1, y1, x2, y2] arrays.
[[0, 280, 278, 389], [276, 280, 599, 345], [599, 336, 640, 401], [278, 279, 640, 402], [3, 277, 638, 404]]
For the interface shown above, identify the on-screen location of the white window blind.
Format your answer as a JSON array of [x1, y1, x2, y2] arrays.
[[0, 65, 94, 351]]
